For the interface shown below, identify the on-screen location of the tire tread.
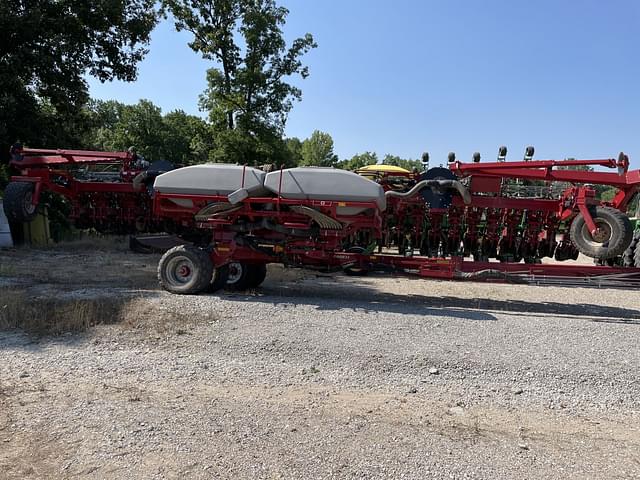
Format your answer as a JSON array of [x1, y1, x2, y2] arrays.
[[158, 245, 213, 294]]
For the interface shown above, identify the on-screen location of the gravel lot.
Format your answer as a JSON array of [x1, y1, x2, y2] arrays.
[[1, 246, 640, 479]]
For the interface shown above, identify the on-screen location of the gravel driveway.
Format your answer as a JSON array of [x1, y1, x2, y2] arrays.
[[1, 247, 639, 479]]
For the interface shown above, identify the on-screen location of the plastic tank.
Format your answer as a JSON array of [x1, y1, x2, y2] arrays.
[[153, 164, 269, 197], [264, 167, 386, 212]]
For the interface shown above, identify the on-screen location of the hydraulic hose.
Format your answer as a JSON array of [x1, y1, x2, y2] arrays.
[[385, 179, 472, 204]]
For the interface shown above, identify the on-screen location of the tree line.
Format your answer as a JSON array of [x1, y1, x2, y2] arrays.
[[76, 98, 421, 170], [0, 0, 620, 203], [0, 0, 422, 191]]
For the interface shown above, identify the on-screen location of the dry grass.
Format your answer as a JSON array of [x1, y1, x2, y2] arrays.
[[0, 289, 217, 336], [43, 234, 131, 252], [0, 289, 127, 335]]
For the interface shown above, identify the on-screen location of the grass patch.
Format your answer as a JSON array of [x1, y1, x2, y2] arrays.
[[43, 233, 131, 252], [0, 289, 217, 336], [0, 289, 127, 335], [0, 264, 16, 277]]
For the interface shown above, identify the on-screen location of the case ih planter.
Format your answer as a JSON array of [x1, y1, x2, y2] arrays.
[[5, 145, 640, 292], [3, 145, 172, 233], [150, 148, 640, 293]]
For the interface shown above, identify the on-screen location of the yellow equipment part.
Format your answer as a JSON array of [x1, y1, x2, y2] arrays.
[[356, 164, 411, 174], [22, 207, 51, 246]]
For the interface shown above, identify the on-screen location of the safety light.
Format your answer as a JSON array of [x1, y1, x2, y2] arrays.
[[524, 146, 535, 161], [497, 146, 507, 162]]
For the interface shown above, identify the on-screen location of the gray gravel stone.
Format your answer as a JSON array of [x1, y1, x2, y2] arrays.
[[1, 252, 640, 479]]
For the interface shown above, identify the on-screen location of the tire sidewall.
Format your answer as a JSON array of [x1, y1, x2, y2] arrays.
[[570, 207, 631, 259], [158, 246, 213, 294], [4, 182, 38, 223]]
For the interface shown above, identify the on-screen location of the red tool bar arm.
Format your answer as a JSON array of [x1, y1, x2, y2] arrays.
[[10, 148, 132, 168], [452, 158, 618, 173], [20, 148, 131, 159], [451, 159, 640, 188]]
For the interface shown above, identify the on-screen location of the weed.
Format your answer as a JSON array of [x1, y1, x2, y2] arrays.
[[0, 289, 126, 334]]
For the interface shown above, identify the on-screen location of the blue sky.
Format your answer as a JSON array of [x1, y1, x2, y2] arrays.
[[88, 0, 640, 168]]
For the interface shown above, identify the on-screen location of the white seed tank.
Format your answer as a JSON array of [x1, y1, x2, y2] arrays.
[[264, 167, 386, 213], [153, 164, 268, 197]]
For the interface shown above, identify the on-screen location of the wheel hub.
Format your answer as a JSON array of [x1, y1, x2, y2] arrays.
[[583, 219, 612, 246], [227, 262, 243, 284], [177, 265, 191, 278], [166, 256, 195, 286], [591, 225, 611, 243]]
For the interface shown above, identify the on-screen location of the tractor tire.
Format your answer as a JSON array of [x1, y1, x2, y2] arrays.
[[623, 231, 640, 267], [225, 262, 251, 291], [209, 264, 230, 293], [570, 207, 632, 260], [623, 252, 634, 267], [3, 182, 38, 223], [246, 264, 268, 288], [158, 245, 213, 294]]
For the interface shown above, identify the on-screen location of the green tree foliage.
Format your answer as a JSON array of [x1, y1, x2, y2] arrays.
[[338, 151, 379, 170], [163, 0, 316, 165], [284, 137, 304, 166], [300, 130, 338, 167], [112, 100, 166, 160], [599, 187, 619, 202], [381, 154, 422, 171], [163, 110, 216, 165], [85, 100, 214, 165], [0, 0, 158, 164]]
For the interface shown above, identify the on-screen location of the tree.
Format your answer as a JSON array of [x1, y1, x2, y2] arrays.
[[0, 0, 159, 165], [99, 100, 167, 160], [339, 151, 378, 170], [84, 100, 127, 151], [161, 110, 215, 165], [382, 154, 422, 171], [284, 137, 304, 166], [163, 0, 316, 164], [85, 100, 216, 165], [300, 130, 338, 167]]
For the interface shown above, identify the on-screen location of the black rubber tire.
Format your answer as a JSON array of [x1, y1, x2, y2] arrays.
[[158, 245, 213, 294], [622, 230, 640, 267], [623, 247, 635, 266], [246, 264, 268, 288], [225, 262, 251, 291], [570, 207, 632, 260], [209, 264, 230, 293], [3, 182, 38, 223], [634, 242, 640, 268], [343, 246, 369, 276]]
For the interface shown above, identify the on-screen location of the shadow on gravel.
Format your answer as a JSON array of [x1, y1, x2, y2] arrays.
[[226, 280, 640, 325], [226, 283, 500, 321]]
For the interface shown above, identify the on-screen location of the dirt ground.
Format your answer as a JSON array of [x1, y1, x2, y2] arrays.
[[1, 243, 639, 479]]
